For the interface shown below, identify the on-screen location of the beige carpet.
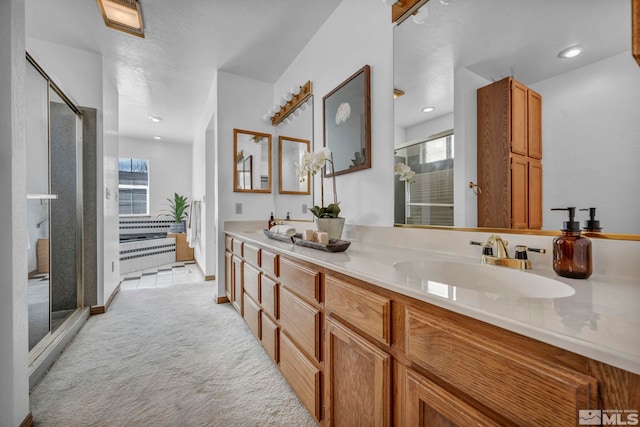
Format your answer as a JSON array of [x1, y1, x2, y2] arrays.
[[30, 282, 315, 427]]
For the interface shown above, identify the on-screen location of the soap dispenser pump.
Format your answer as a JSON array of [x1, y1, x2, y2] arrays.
[[551, 207, 592, 279], [580, 207, 602, 232], [268, 212, 276, 230]]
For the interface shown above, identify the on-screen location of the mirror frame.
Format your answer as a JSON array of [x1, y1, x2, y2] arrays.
[[233, 128, 272, 193], [279, 136, 311, 195], [323, 64, 371, 177], [634, 0, 640, 66]]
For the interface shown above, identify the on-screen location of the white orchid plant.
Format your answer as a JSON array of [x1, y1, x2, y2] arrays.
[[395, 162, 416, 184], [296, 147, 340, 218]]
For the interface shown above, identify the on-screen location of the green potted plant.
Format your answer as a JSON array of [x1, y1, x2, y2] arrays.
[[160, 193, 190, 233]]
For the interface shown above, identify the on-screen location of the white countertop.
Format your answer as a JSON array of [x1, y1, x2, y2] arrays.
[[226, 227, 640, 375]]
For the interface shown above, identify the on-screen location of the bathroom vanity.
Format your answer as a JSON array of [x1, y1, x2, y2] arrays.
[[224, 224, 639, 426]]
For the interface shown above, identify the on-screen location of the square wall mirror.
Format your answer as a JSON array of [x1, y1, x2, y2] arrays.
[[323, 65, 371, 177], [233, 128, 272, 193], [279, 136, 310, 195]]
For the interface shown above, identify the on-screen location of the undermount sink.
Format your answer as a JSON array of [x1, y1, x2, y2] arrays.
[[394, 260, 575, 299]]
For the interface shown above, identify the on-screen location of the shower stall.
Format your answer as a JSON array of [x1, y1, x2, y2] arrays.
[[25, 54, 84, 354]]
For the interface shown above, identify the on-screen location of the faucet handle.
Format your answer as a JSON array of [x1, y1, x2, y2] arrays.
[[515, 245, 547, 260], [469, 240, 493, 256]]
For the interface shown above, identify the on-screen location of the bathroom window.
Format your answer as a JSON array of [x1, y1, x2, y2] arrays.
[[119, 158, 149, 216]]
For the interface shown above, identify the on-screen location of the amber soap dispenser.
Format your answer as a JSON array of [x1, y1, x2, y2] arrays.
[[551, 207, 592, 279]]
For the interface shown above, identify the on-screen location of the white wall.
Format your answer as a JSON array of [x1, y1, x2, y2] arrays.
[[274, 0, 394, 227], [120, 137, 193, 218], [215, 71, 275, 295], [532, 52, 640, 234], [0, 1, 30, 425]]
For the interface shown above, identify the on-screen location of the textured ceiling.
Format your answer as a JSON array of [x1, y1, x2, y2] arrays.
[[25, 0, 342, 144], [394, 0, 631, 129]]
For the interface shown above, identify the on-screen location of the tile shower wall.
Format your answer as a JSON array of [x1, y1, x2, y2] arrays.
[[119, 218, 176, 235]]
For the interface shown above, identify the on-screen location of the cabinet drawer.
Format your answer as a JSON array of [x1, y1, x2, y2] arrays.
[[243, 293, 261, 341], [261, 274, 278, 319], [261, 249, 279, 278], [325, 275, 390, 345], [232, 239, 243, 257], [405, 307, 598, 426], [280, 257, 321, 305], [225, 235, 233, 252], [261, 312, 279, 364], [280, 332, 322, 422], [243, 264, 260, 303], [280, 286, 321, 362], [243, 243, 260, 268]]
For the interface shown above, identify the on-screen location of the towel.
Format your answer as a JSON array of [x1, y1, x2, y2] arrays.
[[271, 225, 296, 236]]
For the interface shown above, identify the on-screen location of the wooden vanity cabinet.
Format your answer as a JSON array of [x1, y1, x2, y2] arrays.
[[477, 76, 542, 229], [224, 234, 639, 426]]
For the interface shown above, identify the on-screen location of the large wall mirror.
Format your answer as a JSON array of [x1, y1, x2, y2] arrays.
[[233, 128, 272, 193], [279, 136, 310, 195], [274, 96, 314, 219], [393, 0, 640, 236]]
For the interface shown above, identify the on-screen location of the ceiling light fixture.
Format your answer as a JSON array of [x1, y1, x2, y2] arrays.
[[421, 106, 436, 113], [153, 136, 162, 140], [97, 0, 144, 38], [148, 115, 163, 122], [558, 45, 583, 59], [394, 89, 405, 99]]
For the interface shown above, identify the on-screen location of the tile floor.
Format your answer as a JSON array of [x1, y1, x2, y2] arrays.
[[119, 261, 205, 290]]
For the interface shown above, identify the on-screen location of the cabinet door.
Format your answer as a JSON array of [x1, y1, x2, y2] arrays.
[[261, 311, 279, 363], [405, 368, 500, 427], [232, 255, 243, 314], [510, 155, 528, 229], [243, 293, 261, 340], [243, 263, 260, 303], [325, 318, 391, 427], [280, 332, 322, 422], [225, 251, 232, 301], [528, 159, 543, 229], [510, 79, 528, 156], [527, 90, 542, 159]]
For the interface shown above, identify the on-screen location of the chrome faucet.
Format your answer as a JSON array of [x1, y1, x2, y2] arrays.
[[470, 234, 546, 270]]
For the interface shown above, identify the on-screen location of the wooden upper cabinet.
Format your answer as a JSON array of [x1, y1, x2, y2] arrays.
[[510, 79, 528, 156], [477, 77, 543, 229], [527, 90, 543, 159], [510, 155, 529, 229]]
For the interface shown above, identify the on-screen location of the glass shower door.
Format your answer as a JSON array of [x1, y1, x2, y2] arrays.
[[26, 58, 83, 351]]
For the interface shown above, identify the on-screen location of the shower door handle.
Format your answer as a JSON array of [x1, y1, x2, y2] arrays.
[[27, 194, 59, 200]]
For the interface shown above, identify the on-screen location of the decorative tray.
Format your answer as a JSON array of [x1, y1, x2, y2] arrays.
[[292, 236, 351, 253], [263, 229, 297, 243]]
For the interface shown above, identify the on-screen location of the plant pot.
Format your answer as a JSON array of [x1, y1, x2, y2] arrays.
[[315, 217, 345, 240], [169, 222, 185, 233]]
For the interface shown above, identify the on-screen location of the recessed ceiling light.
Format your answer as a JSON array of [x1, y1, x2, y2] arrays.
[[558, 45, 583, 59], [148, 115, 163, 122], [153, 136, 162, 140], [421, 106, 436, 113]]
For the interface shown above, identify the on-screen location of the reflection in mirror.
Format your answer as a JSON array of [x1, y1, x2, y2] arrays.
[[393, 0, 640, 235], [233, 129, 272, 193], [323, 65, 371, 176], [279, 136, 310, 195], [394, 132, 454, 225], [274, 96, 314, 219]]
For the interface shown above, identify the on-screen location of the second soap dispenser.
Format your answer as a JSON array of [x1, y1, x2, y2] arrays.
[[551, 207, 592, 279]]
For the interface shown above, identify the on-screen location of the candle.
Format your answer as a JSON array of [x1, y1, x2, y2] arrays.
[[304, 229, 315, 241], [317, 232, 329, 244]]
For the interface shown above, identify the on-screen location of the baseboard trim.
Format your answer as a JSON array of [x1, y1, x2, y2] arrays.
[[205, 274, 216, 281], [217, 296, 230, 304], [20, 412, 34, 427], [90, 282, 121, 315], [90, 306, 105, 315]]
